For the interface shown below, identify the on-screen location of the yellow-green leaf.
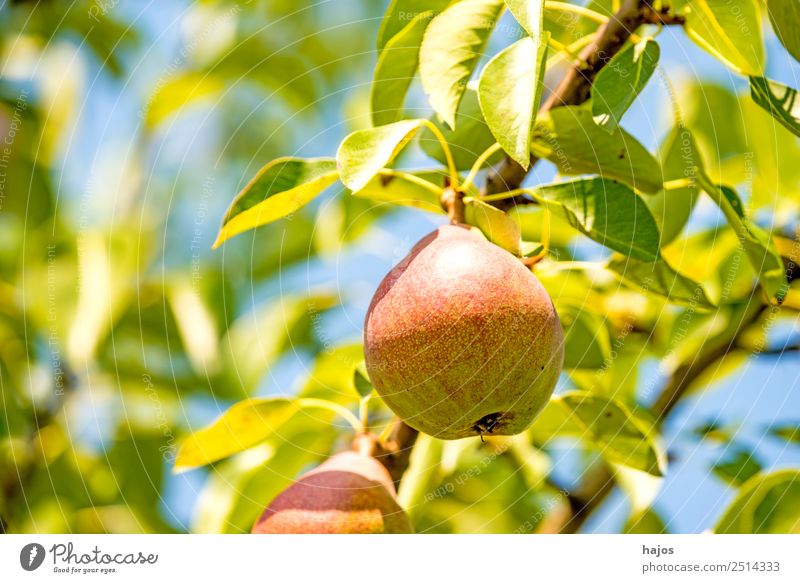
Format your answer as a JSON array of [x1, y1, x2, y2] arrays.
[[528, 177, 661, 261], [767, 0, 800, 63], [716, 469, 800, 533], [377, 0, 452, 50], [419, 0, 505, 128], [371, 11, 434, 126], [353, 169, 444, 213], [532, 106, 663, 193], [592, 38, 660, 133], [464, 197, 522, 255], [556, 391, 667, 476], [214, 158, 338, 248], [749, 76, 800, 138], [679, 0, 764, 75], [175, 398, 301, 471], [505, 0, 544, 37], [478, 33, 549, 168], [336, 119, 425, 192]]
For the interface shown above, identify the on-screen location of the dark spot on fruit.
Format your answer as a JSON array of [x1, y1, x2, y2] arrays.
[[605, 411, 613, 418], [618, 150, 625, 160], [474, 412, 503, 436], [380, 174, 395, 187]]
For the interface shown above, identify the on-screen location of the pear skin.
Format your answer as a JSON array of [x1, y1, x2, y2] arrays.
[[252, 451, 412, 534], [364, 224, 564, 440]]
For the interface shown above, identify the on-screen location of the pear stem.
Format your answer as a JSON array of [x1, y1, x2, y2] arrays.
[[440, 187, 465, 224]]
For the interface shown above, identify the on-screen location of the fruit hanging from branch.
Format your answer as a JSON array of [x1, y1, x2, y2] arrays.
[[364, 223, 564, 440], [252, 451, 413, 534]]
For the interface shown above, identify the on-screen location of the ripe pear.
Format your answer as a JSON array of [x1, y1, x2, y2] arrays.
[[364, 224, 564, 440], [252, 451, 413, 534]]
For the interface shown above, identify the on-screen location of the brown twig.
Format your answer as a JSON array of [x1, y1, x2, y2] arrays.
[[360, 420, 419, 487], [440, 186, 466, 224]]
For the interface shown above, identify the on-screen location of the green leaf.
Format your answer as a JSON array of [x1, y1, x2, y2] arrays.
[[377, 0, 452, 50], [712, 183, 788, 302], [214, 158, 338, 248], [625, 509, 667, 533], [419, 0, 505, 128], [716, 469, 800, 533], [679, 0, 764, 75], [768, 424, 800, 444], [144, 73, 224, 130], [644, 127, 701, 244], [478, 33, 549, 168], [353, 361, 374, 398], [336, 119, 426, 192], [557, 302, 611, 369], [529, 177, 661, 261], [352, 169, 444, 213], [464, 197, 522, 255], [371, 11, 433, 126], [505, 0, 544, 36], [532, 106, 663, 193], [175, 398, 302, 471], [420, 89, 502, 170], [712, 446, 762, 486], [556, 391, 666, 476], [607, 254, 716, 308], [767, 0, 800, 63], [592, 39, 659, 133], [749, 76, 800, 138]]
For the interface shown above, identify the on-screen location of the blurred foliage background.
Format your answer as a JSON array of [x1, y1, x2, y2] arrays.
[[0, 0, 799, 534]]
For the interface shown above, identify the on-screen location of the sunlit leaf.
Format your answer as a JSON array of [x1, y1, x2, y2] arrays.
[[592, 39, 659, 133], [337, 119, 426, 192], [167, 281, 220, 376], [464, 197, 522, 255], [419, 0, 505, 128], [478, 33, 549, 168], [352, 170, 444, 213], [377, 0, 452, 50], [144, 73, 223, 130], [607, 254, 716, 308], [557, 302, 611, 369], [716, 469, 800, 533], [749, 76, 800, 138], [625, 509, 667, 533], [505, 0, 544, 36], [678, 0, 764, 75], [371, 11, 433, 126], [528, 177, 661, 260], [353, 361, 374, 398], [173, 397, 349, 471], [712, 183, 788, 302], [644, 126, 701, 244], [214, 158, 339, 248], [767, 0, 800, 63], [532, 107, 663, 193], [555, 391, 666, 476]]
